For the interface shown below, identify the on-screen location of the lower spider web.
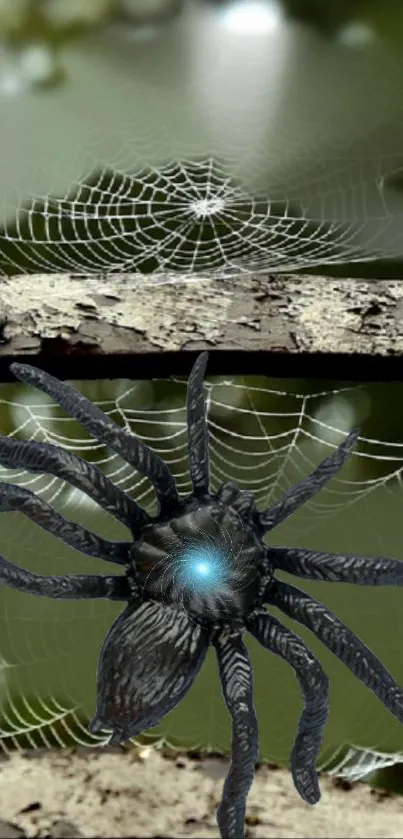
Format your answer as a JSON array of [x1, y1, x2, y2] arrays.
[[0, 369, 403, 790]]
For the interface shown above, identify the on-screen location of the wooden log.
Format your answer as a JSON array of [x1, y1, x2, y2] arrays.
[[0, 273, 402, 380]]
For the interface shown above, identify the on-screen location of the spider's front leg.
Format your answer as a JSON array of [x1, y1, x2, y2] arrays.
[[258, 428, 359, 532], [10, 362, 179, 514], [0, 435, 148, 533], [0, 482, 130, 564]]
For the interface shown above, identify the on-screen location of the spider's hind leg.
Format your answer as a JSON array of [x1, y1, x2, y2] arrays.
[[213, 630, 258, 839], [271, 579, 403, 727], [247, 607, 329, 804]]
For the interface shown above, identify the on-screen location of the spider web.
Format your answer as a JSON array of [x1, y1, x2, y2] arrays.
[[0, 369, 403, 792], [3, 0, 403, 281], [1, 148, 403, 279]]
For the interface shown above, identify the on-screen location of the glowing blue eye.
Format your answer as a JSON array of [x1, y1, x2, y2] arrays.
[[177, 545, 227, 590], [195, 561, 210, 576]]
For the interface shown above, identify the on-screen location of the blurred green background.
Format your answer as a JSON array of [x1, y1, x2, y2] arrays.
[[0, 0, 403, 794]]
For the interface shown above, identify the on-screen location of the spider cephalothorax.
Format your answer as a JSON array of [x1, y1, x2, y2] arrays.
[[133, 489, 265, 621], [1, 353, 403, 839]]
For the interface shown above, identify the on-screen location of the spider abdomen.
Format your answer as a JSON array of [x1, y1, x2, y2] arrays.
[[130, 499, 263, 623]]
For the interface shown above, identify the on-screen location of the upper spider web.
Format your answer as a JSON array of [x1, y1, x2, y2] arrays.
[[0, 369, 402, 788], [0, 150, 401, 279], [3, 0, 403, 282]]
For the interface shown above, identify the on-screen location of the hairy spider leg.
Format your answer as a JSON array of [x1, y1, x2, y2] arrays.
[[10, 362, 179, 515], [269, 545, 403, 585], [186, 351, 210, 496], [0, 482, 130, 563], [247, 607, 329, 804], [259, 428, 360, 532], [270, 580, 403, 725], [0, 552, 129, 600], [0, 436, 146, 532], [214, 631, 259, 839]]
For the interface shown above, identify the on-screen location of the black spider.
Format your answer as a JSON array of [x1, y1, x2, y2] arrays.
[[1, 354, 403, 839]]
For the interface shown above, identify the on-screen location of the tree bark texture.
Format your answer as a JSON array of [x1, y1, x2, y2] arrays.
[[0, 273, 402, 379]]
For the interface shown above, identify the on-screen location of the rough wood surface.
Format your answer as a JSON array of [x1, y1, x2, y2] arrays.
[[0, 746, 400, 838], [0, 273, 402, 359]]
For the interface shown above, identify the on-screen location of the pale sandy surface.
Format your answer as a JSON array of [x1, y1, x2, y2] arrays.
[[0, 745, 401, 838]]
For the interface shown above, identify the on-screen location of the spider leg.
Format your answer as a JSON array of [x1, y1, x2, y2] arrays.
[[0, 553, 130, 599], [247, 607, 329, 804], [10, 363, 179, 515], [0, 482, 130, 564], [0, 436, 148, 534], [186, 352, 210, 496], [258, 428, 359, 533], [269, 580, 403, 725], [213, 630, 258, 839], [231, 490, 257, 520], [216, 482, 258, 519], [270, 546, 403, 585]]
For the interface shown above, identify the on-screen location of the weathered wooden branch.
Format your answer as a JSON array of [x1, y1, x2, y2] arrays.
[[0, 272, 402, 379]]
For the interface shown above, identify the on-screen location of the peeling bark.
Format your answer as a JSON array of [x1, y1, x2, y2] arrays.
[[0, 273, 402, 379], [0, 273, 402, 357]]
